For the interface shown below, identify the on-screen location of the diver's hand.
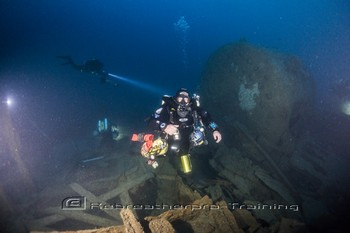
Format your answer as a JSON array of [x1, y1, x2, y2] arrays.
[[164, 124, 179, 135], [213, 130, 222, 143]]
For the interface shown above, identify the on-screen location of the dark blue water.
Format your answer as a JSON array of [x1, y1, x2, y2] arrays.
[[1, 0, 350, 231], [2, 0, 348, 143]]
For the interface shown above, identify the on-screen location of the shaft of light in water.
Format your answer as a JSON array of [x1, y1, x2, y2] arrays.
[[108, 73, 166, 94]]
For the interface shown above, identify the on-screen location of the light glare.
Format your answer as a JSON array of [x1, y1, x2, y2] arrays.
[[2, 97, 13, 107], [6, 98, 12, 106]]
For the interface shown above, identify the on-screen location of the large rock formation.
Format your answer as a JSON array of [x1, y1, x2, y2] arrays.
[[199, 42, 314, 153]]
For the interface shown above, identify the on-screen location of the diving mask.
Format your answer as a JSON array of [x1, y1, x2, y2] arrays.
[[176, 94, 190, 106]]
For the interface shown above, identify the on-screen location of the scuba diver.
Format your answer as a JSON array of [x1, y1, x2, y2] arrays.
[[85, 118, 120, 162], [97, 118, 120, 141], [57, 56, 115, 85], [134, 88, 222, 173], [95, 118, 120, 149]]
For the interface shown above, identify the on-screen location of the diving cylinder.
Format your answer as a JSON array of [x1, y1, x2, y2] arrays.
[[180, 154, 192, 173]]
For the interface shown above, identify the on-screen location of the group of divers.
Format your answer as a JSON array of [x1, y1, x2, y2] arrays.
[[57, 56, 222, 174]]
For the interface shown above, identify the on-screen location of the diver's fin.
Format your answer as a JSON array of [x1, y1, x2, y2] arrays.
[[56, 56, 81, 70]]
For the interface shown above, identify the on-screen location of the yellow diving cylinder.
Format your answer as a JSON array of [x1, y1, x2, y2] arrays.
[[180, 154, 192, 173]]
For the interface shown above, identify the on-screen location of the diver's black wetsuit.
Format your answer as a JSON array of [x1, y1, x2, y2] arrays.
[[148, 95, 217, 156], [57, 56, 109, 83]]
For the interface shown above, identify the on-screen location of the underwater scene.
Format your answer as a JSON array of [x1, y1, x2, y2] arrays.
[[1, 0, 350, 232]]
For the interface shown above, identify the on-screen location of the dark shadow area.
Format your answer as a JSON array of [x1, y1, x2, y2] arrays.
[[172, 219, 194, 233]]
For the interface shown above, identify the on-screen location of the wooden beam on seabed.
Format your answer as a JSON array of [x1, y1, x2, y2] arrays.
[[27, 158, 154, 230], [99, 172, 154, 202], [43, 207, 118, 227]]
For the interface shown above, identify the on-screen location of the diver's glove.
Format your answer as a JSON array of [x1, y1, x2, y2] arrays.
[[213, 130, 222, 143], [163, 124, 179, 135], [147, 159, 159, 169]]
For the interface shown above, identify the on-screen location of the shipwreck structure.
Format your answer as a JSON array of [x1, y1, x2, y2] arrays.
[[3, 42, 348, 233]]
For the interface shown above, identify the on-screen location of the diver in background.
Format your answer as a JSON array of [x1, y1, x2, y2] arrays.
[[96, 118, 120, 150], [57, 56, 111, 84], [148, 88, 222, 173]]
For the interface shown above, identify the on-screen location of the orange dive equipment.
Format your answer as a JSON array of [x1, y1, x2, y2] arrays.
[[131, 133, 168, 158]]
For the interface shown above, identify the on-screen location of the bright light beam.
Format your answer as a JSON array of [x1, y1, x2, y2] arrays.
[[108, 73, 166, 95]]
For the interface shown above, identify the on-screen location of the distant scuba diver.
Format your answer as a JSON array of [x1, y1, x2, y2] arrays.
[[57, 56, 116, 85]]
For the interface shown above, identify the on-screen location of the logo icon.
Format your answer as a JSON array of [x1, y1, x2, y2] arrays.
[[62, 196, 86, 210]]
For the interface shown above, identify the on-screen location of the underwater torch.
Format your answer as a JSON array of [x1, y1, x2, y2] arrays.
[[2, 97, 13, 107]]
